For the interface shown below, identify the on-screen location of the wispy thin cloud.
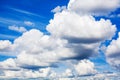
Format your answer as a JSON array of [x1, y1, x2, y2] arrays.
[[0, 17, 22, 25], [117, 14, 120, 17], [105, 14, 120, 18], [8, 25, 27, 33], [8, 7, 45, 18], [0, 17, 47, 33], [24, 21, 35, 26], [0, 34, 17, 40]]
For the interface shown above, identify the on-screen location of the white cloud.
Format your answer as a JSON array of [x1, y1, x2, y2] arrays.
[[8, 25, 27, 33], [12, 29, 74, 66], [24, 21, 34, 26], [4, 3, 117, 67], [47, 11, 116, 41], [84, 72, 119, 80], [4, 25, 115, 70], [0, 29, 74, 70], [0, 29, 98, 78], [1, 67, 52, 78], [0, 0, 119, 79], [0, 58, 54, 78], [47, 11, 116, 60], [68, 0, 120, 16], [0, 40, 12, 50], [74, 59, 96, 76], [12, 29, 57, 67], [0, 58, 19, 71], [105, 32, 120, 70], [59, 78, 75, 80], [0, 28, 117, 78], [0, 40, 16, 56], [51, 6, 66, 13], [62, 69, 74, 78], [16, 51, 52, 67]]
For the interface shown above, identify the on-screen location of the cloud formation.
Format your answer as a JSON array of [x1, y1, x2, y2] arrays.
[[0, 40, 12, 50], [1, 67, 52, 78], [24, 21, 34, 26], [74, 59, 96, 76], [0, 0, 120, 79], [47, 11, 116, 42], [8, 25, 27, 33], [105, 32, 120, 70], [51, 6, 66, 13], [68, 0, 120, 16], [47, 10, 116, 60]]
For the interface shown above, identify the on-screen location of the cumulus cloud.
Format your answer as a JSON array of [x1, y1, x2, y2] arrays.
[[0, 0, 119, 79], [1, 67, 52, 78], [47, 11, 116, 60], [0, 40, 12, 51], [12, 29, 75, 67], [24, 21, 34, 26], [62, 69, 74, 78], [0, 21, 116, 71], [105, 32, 120, 70], [47, 11, 116, 41], [0, 29, 73, 70], [68, 0, 120, 16], [0, 29, 99, 78], [0, 40, 14, 56], [74, 59, 96, 76], [8, 25, 27, 33], [0, 28, 117, 78], [0, 58, 19, 71]]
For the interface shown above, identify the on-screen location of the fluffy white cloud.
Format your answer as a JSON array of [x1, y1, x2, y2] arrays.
[[0, 40, 12, 51], [0, 40, 16, 56], [7, 26, 115, 69], [12, 29, 75, 67], [8, 25, 27, 33], [1, 67, 52, 78], [47, 11, 116, 42], [24, 21, 34, 26], [62, 69, 74, 78], [0, 29, 75, 70], [0, 0, 119, 79], [0, 58, 19, 71], [68, 0, 120, 16], [74, 59, 96, 76], [0, 58, 54, 78], [105, 32, 120, 70], [0, 59, 49, 79], [47, 11, 116, 60], [0, 29, 97, 78]]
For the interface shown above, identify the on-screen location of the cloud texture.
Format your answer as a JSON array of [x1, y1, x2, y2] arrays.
[[68, 0, 120, 16], [105, 32, 120, 70], [0, 0, 120, 79]]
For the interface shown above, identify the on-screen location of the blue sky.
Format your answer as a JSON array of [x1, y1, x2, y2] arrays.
[[0, 0, 120, 79], [0, 0, 69, 41]]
